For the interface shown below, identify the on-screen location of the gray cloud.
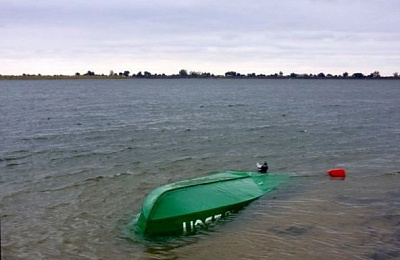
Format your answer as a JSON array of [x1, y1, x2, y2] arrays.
[[1, 0, 399, 75]]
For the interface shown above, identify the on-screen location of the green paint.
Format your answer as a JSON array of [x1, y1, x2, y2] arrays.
[[135, 171, 288, 236]]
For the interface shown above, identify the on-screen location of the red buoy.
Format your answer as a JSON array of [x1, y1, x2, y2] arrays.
[[327, 168, 346, 178]]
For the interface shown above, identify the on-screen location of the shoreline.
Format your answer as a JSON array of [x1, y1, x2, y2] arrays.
[[1, 75, 399, 80]]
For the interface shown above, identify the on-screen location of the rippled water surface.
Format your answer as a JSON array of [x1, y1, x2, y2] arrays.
[[1, 79, 399, 259]]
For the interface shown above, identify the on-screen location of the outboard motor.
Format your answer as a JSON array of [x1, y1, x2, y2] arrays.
[[257, 161, 269, 173]]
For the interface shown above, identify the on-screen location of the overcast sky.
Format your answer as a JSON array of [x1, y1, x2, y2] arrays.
[[1, 0, 399, 76]]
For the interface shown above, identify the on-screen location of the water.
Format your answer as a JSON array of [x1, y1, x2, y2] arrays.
[[1, 79, 399, 260]]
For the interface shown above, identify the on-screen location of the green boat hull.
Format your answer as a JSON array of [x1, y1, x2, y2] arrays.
[[135, 171, 288, 236]]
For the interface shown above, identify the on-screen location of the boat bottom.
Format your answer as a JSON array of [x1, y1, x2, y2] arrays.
[[139, 200, 255, 237]]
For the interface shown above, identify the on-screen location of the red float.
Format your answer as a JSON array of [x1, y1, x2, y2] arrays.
[[327, 168, 346, 178]]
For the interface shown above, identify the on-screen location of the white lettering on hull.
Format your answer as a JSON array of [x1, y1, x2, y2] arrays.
[[182, 211, 231, 234]]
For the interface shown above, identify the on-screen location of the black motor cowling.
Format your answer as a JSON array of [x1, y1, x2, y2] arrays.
[[257, 161, 269, 173]]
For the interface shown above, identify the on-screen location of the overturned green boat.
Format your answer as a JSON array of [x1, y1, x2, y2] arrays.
[[135, 171, 288, 236]]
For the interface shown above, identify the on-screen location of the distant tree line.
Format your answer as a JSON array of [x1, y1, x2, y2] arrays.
[[73, 69, 399, 79], [2, 70, 399, 80]]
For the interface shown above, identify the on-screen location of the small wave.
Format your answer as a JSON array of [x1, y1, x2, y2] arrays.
[[269, 224, 314, 236], [32, 136, 51, 141], [246, 125, 272, 132], [172, 157, 193, 163], [5, 162, 22, 168], [119, 146, 139, 152], [39, 181, 87, 193], [43, 168, 92, 180], [39, 171, 136, 193], [322, 104, 343, 108], [49, 149, 123, 163], [1, 150, 32, 161], [355, 171, 400, 179], [46, 202, 71, 210], [112, 171, 136, 178], [227, 104, 246, 107], [20, 135, 52, 142], [382, 171, 400, 176]]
